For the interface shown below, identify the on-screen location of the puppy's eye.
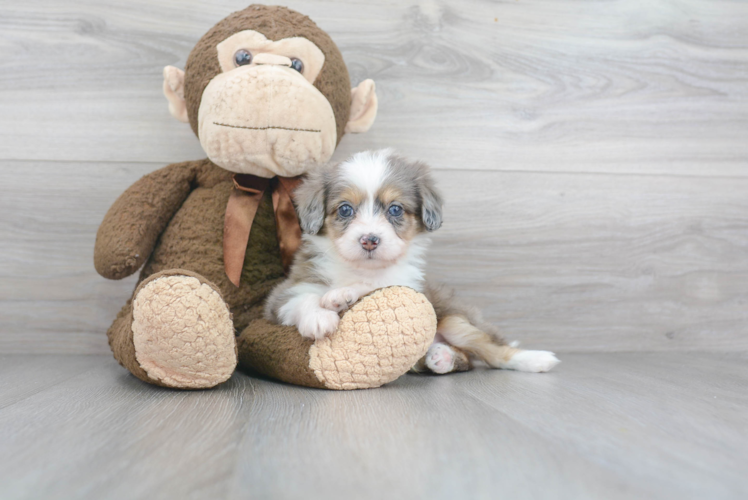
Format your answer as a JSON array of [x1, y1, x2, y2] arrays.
[[388, 205, 403, 217], [290, 58, 304, 73], [338, 204, 354, 218], [234, 49, 252, 66]]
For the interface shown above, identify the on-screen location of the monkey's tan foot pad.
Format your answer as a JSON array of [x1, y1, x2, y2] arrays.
[[310, 286, 437, 390], [132, 275, 237, 389]]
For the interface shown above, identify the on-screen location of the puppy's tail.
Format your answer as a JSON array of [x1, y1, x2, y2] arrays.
[[437, 315, 560, 373]]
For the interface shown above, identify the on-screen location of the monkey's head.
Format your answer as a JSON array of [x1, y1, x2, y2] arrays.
[[162, 5, 378, 178]]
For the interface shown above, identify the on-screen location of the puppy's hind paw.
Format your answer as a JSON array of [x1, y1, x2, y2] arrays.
[[298, 308, 340, 340], [505, 350, 560, 373], [320, 287, 360, 313], [425, 343, 457, 374]]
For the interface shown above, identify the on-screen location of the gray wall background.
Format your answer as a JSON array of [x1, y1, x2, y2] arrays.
[[2, 0, 747, 354]]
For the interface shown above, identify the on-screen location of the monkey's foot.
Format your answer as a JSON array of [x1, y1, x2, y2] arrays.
[[309, 287, 437, 389], [132, 274, 237, 389]]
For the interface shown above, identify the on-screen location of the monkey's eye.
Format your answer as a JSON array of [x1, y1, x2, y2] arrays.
[[338, 204, 354, 218], [388, 205, 404, 217], [234, 49, 253, 66], [290, 58, 304, 73]]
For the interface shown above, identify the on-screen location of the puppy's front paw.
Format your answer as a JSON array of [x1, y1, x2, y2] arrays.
[[298, 308, 340, 340], [320, 287, 360, 313]]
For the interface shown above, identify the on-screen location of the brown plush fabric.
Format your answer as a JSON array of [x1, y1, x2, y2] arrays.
[[237, 319, 325, 388], [132, 159, 286, 322], [95, 158, 286, 316], [184, 5, 351, 144], [94, 161, 197, 280]]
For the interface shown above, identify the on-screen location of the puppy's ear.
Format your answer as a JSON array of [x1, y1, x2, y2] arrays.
[[294, 170, 327, 235], [419, 171, 443, 232]]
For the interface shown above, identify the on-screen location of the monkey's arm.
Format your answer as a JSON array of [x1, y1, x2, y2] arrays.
[[94, 161, 198, 280]]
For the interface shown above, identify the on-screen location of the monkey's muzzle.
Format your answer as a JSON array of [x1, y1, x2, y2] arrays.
[[197, 65, 337, 177]]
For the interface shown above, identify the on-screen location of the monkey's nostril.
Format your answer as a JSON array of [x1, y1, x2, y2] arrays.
[[359, 234, 380, 251]]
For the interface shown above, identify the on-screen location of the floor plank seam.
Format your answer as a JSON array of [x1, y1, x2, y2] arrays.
[[4, 158, 748, 181]]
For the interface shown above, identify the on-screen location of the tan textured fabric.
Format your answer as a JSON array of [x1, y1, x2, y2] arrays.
[[345, 79, 378, 134], [163, 66, 189, 123], [309, 287, 437, 390], [105, 268, 237, 389], [132, 274, 237, 389], [197, 64, 338, 177]]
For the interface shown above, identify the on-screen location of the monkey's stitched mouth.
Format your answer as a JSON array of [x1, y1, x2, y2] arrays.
[[212, 122, 321, 133]]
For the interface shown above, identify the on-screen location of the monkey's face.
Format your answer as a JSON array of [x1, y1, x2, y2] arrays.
[[197, 31, 337, 177], [162, 6, 378, 179]]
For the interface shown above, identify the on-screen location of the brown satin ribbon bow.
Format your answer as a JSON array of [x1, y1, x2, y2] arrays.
[[223, 174, 302, 287]]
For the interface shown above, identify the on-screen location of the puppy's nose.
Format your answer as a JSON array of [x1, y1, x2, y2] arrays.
[[360, 234, 380, 251]]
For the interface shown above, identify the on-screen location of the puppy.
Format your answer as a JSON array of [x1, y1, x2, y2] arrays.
[[265, 149, 560, 374]]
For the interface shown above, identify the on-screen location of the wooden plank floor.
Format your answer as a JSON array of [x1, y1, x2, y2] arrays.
[[1, 353, 746, 500]]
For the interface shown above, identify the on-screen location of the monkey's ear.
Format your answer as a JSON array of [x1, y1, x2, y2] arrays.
[[345, 79, 378, 134], [162, 66, 189, 123], [294, 171, 327, 235]]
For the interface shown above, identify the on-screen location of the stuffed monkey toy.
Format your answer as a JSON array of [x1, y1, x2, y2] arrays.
[[94, 5, 437, 390]]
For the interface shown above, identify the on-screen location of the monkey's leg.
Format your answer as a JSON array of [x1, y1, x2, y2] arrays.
[[237, 286, 436, 390], [107, 269, 237, 389]]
